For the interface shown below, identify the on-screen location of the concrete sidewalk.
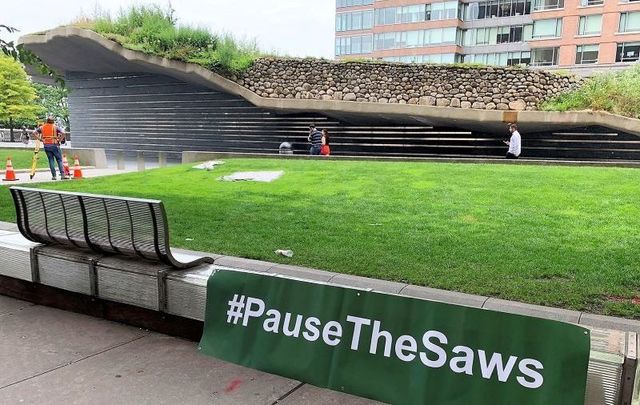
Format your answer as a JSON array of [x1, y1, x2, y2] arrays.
[[2, 168, 136, 185], [0, 295, 378, 405]]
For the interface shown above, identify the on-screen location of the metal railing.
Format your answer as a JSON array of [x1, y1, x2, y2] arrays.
[[0, 129, 72, 142]]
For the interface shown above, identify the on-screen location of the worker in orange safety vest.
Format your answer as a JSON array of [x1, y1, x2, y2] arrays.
[[35, 116, 68, 180]]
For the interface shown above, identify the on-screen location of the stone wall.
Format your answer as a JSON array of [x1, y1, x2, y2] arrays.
[[235, 58, 582, 111]]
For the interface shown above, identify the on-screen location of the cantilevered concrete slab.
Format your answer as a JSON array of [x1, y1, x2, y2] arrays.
[[18, 27, 640, 136]]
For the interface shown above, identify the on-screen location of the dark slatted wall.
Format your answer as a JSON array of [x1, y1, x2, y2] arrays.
[[66, 72, 330, 160], [67, 72, 640, 161]]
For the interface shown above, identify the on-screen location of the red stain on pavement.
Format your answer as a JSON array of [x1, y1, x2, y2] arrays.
[[224, 379, 243, 393]]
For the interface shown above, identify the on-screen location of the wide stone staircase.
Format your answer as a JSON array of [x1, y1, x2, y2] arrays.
[[66, 72, 639, 163]]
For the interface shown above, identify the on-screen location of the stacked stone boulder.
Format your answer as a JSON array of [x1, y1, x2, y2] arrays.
[[235, 58, 582, 111]]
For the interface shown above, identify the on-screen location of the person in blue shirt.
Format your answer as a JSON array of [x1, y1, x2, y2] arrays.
[[308, 124, 322, 155]]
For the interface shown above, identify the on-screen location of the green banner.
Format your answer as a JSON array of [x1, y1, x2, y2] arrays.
[[199, 271, 590, 405]]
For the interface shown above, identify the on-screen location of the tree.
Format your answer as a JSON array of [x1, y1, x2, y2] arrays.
[[0, 25, 19, 59], [34, 83, 69, 129], [1, 24, 64, 85], [0, 56, 42, 141]]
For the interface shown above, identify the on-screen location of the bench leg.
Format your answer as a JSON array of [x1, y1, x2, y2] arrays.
[[30, 245, 42, 284], [157, 268, 170, 313]]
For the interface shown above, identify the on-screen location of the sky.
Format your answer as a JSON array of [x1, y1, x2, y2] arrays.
[[3, 0, 336, 58]]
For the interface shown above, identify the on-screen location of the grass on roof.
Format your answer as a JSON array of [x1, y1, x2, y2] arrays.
[[2, 158, 640, 319], [73, 4, 261, 74], [541, 65, 640, 120]]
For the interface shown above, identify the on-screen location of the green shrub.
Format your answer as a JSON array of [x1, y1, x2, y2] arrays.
[[175, 26, 216, 50], [80, 4, 260, 74], [542, 65, 640, 119]]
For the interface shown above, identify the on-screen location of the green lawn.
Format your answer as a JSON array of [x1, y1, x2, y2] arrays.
[[0, 148, 49, 170], [1, 158, 639, 318]]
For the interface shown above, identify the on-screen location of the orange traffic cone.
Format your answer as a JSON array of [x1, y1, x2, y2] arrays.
[[72, 156, 83, 179], [2, 157, 18, 182], [62, 154, 71, 177]]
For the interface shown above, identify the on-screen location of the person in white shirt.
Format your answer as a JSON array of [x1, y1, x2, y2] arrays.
[[504, 123, 521, 159]]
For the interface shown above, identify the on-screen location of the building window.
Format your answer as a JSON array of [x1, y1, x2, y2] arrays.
[[336, 35, 374, 56], [462, 0, 532, 21], [462, 51, 531, 66], [336, 0, 374, 8], [375, 7, 396, 25], [579, 0, 603, 6], [463, 25, 533, 45], [497, 26, 512, 43], [578, 15, 602, 35], [510, 51, 532, 65], [532, 18, 562, 38], [616, 42, 640, 62], [476, 28, 490, 45], [373, 27, 458, 50], [375, 2, 458, 25], [533, 0, 564, 11], [576, 44, 599, 64], [531, 47, 559, 65], [336, 10, 374, 31], [620, 12, 640, 33], [402, 4, 426, 23], [426, 2, 459, 20], [620, 0, 640, 3]]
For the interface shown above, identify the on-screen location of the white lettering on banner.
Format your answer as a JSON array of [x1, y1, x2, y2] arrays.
[[346, 315, 370, 350], [263, 309, 281, 333], [517, 359, 545, 389], [242, 297, 265, 327], [420, 330, 448, 368], [450, 345, 475, 375], [303, 317, 321, 342], [224, 294, 545, 389], [478, 351, 518, 382], [283, 313, 303, 337], [395, 335, 418, 362], [370, 320, 393, 357], [323, 321, 343, 346]]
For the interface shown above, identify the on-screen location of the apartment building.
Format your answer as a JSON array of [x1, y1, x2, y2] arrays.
[[335, 0, 640, 74]]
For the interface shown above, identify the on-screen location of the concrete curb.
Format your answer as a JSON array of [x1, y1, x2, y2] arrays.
[[204, 250, 640, 333], [2, 222, 639, 333], [4, 166, 95, 174], [0, 221, 18, 232], [182, 150, 640, 169]]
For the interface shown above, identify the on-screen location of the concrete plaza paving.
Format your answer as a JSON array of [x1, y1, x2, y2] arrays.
[[0, 295, 379, 405]]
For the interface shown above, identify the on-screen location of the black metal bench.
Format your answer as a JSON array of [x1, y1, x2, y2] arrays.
[[10, 187, 214, 269]]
